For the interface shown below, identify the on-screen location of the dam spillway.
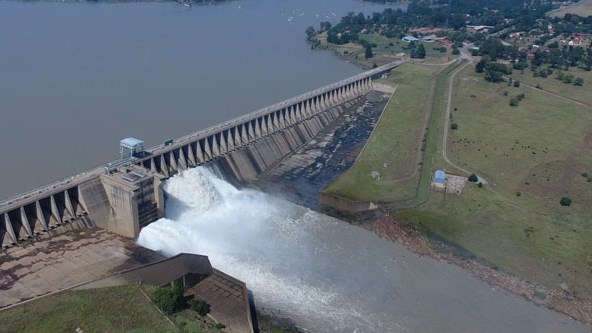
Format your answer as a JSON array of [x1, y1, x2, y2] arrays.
[[0, 61, 402, 249]]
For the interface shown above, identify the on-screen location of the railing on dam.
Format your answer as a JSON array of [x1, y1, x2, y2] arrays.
[[133, 61, 403, 176], [147, 61, 403, 154], [0, 61, 402, 248]]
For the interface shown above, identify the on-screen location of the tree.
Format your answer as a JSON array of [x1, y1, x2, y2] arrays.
[[365, 45, 373, 59], [415, 44, 426, 59], [560, 197, 572, 206], [190, 299, 211, 316], [480, 37, 505, 61], [305, 26, 316, 41], [509, 97, 519, 106], [513, 80, 521, 87], [319, 21, 332, 32], [484, 62, 511, 83], [451, 123, 458, 130], [574, 77, 584, 86], [475, 58, 488, 73], [153, 283, 188, 315], [468, 174, 478, 182]]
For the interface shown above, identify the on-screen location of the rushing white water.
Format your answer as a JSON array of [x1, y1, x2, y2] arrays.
[[138, 167, 590, 333], [138, 167, 377, 331]]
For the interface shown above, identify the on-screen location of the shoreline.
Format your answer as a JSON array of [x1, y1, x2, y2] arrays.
[[359, 213, 592, 326], [312, 35, 592, 327]]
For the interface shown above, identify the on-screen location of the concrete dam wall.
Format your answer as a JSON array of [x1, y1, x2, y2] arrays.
[[0, 61, 402, 250], [211, 106, 344, 184]]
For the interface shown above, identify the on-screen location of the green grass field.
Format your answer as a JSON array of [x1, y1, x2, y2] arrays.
[[326, 60, 592, 299], [548, 0, 592, 18], [0, 285, 176, 333], [512, 67, 592, 107], [0, 285, 223, 333], [325, 63, 440, 202], [402, 65, 592, 299]]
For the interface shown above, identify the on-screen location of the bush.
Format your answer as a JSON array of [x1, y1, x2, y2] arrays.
[[513, 80, 520, 87], [574, 77, 584, 86], [478, 182, 483, 188], [509, 98, 519, 107], [468, 174, 478, 182], [450, 123, 458, 130], [214, 323, 226, 329], [153, 283, 187, 315], [190, 299, 211, 316], [559, 197, 572, 206]]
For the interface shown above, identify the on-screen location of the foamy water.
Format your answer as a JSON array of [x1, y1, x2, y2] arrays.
[[138, 167, 590, 333], [137, 168, 376, 331]]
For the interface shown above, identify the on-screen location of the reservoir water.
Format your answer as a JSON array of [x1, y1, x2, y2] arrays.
[[138, 167, 590, 333], [0, 0, 394, 199]]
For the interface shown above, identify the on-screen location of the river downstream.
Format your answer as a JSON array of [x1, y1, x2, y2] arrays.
[[137, 167, 589, 333]]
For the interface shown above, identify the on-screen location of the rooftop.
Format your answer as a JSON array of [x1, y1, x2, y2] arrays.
[[120, 137, 144, 149]]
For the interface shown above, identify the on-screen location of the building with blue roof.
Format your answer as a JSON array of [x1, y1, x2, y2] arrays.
[[434, 170, 446, 183]]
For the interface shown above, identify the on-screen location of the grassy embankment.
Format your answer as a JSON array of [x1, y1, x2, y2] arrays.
[[0, 285, 224, 333], [326, 62, 443, 204], [314, 32, 452, 68], [326, 60, 592, 299], [548, 0, 592, 18]]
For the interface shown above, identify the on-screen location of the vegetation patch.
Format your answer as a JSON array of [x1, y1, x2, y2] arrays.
[[0, 285, 177, 333], [401, 63, 592, 299], [325, 63, 439, 201], [0, 285, 222, 333]]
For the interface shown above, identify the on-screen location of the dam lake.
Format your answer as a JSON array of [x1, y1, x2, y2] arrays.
[[0, 0, 395, 199]]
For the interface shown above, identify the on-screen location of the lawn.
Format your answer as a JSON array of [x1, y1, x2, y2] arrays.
[[401, 64, 592, 299], [0, 285, 225, 333], [0, 285, 176, 333], [325, 63, 440, 202], [511, 67, 592, 106]]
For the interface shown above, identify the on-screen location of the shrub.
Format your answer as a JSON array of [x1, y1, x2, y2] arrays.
[[478, 182, 483, 188], [509, 98, 519, 107], [574, 77, 584, 86], [513, 80, 520, 87], [190, 299, 211, 316], [450, 123, 458, 130], [468, 174, 478, 182], [214, 323, 226, 329], [559, 197, 572, 206], [516, 191, 521, 197], [153, 283, 187, 315]]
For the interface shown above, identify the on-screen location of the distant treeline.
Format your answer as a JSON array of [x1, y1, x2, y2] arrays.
[[310, 0, 592, 71], [320, 0, 552, 45]]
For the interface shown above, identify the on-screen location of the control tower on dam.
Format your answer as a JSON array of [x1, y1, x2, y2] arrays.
[[0, 62, 402, 250]]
